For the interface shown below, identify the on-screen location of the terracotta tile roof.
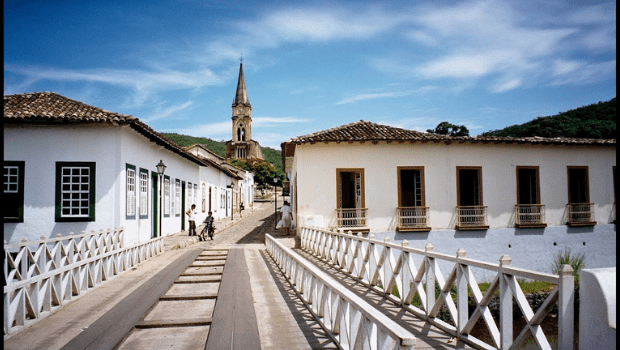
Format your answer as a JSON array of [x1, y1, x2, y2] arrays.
[[4, 92, 213, 167], [283, 120, 615, 146], [4, 92, 137, 124]]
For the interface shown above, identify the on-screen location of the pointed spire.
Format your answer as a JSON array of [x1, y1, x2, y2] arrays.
[[233, 62, 250, 107]]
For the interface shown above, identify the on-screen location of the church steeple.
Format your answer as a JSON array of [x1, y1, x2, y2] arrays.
[[232, 63, 251, 107]]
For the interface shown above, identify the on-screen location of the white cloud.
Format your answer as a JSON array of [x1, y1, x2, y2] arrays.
[[245, 5, 407, 44], [143, 101, 193, 122], [405, 0, 611, 92]]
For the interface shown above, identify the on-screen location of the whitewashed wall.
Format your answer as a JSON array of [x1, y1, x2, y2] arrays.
[[117, 127, 204, 245], [3, 124, 213, 246], [291, 141, 616, 275], [4, 124, 123, 244], [293, 142, 616, 230]]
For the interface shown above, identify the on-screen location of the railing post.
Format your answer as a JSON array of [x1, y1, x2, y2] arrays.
[[456, 248, 468, 336], [499, 254, 513, 350], [558, 264, 575, 350], [425, 243, 435, 317]]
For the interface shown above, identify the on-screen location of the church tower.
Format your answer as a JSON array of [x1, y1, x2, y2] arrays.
[[225, 62, 264, 160]]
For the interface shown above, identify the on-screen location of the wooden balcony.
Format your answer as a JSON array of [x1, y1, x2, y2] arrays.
[[397, 207, 431, 232], [515, 204, 547, 228], [455, 206, 489, 230], [567, 203, 596, 226], [335, 208, 369, 233]]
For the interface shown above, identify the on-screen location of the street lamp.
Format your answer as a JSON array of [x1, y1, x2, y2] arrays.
[[156, 160, 166, 238], [274, 177, 278, 229], [228, 181, 235, 221]]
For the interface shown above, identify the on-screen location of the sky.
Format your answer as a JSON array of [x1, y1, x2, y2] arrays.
[[4, 0, 616, 149]]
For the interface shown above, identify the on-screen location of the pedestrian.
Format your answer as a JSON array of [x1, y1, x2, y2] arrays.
[[186, 204, 197, 236], [202, 211, 215, 240], [278, 201, 293, 236]]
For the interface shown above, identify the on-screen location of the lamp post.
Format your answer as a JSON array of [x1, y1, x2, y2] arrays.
[[240, 183, 243, 218], [156, 160, 166, 238], [274, 177, 278, 229], [228, 182, 235, 221]]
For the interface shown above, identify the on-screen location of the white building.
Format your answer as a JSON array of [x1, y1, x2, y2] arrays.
[[282, 120, 616, 273], [4, 92, 251, 245]]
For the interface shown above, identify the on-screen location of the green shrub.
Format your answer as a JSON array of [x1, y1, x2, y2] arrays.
[[550, 248, 586, 286]]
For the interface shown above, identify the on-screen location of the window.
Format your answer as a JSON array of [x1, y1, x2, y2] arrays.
[[139, 169, 148, 218], [336, 168, 367, 231], [202, 183, 207, 213], [397, 167, 429, 231], [567, 166, 595, 225], [4, 161, 25, 222], [187, 182, 192, 208], [126, 165, 136, 218], [456, 166, 488, 230], [56, 162, 96, 222], [194, 183, 198, 208], [164, 176, 170, 217], [175, 179, 181, 216], [237, 147, 246, 158], [515, 166, 546, 228]]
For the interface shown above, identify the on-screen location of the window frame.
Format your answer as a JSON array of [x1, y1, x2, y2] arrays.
[[164, 175, 170, 217], [397, 166, 426, 207], [456, 166, 483, 207], [175, 179, 181, 217], [139, 168, 149, 218], [4, 161, 25, 223], [516, 166, 541, 205], [335, 168, 365, 209], [126, 164, 136, 219], [567, 166, 590, 204], [55, 161, 96, 222]]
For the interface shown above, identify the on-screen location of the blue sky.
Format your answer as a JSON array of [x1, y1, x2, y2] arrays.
[[4, 0, 616, 149]]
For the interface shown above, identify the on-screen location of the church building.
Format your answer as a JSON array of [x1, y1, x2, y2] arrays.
[[225, 63, 264, 161]]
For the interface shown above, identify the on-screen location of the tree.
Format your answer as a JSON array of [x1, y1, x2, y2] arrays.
[[427, 121, 470, 136], [230, 158, 285, 195]]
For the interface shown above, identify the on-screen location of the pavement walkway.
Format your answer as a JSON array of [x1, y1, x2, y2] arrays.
[[4, 200, 335, 350]]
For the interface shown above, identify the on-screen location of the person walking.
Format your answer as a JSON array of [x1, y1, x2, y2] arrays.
[[186, 204, 197, 236], [202, 211, 215, 240], [278, 201, 293, 236]]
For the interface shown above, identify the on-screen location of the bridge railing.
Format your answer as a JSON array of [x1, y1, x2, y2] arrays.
[[266, 234, 416, 350], [4, 228, 164, 336], [299, 226, 575, 350]]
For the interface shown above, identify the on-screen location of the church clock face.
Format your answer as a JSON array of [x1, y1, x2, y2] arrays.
[[238, 107, 244, 114]]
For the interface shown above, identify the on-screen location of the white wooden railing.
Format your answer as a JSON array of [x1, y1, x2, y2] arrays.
[[4, 228, 164, 336], [266, 234, 416, 350], [336, 208, 368, 229], [397, 207, 430, 230], [515, 204, 546, 227], [299, 226, 575, 350], [567, 203, 595, 225]]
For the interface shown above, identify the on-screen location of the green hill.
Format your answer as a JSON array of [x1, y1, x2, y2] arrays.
[[481, 98, 616, 139], [162, 133, 283, 172]]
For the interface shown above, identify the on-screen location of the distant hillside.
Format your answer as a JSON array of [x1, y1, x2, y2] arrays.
[[481, 98, 616, 139], [162, 133, 283, 172]]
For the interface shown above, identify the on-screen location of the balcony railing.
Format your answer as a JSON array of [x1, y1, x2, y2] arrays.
[[456, 206, 489, 230], [567, 203, 596, 226], [515, 204, 547, 228], [335, 208, 368, 231], [397, 207, 430, 231]]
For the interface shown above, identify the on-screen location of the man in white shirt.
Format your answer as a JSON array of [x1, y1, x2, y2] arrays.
[[187, 204, 197, 236]]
